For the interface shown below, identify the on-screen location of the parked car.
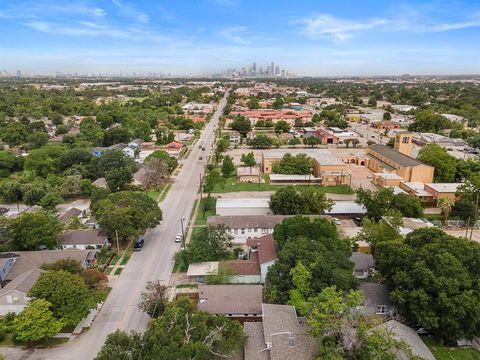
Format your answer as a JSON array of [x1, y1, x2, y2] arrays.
[[175, 233, 183, 243], [134, 237, 145, 251], [199, 156, 203, 160], [333, 218, 342, 225]]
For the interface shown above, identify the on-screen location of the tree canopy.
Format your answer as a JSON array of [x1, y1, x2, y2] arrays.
[[270, 186, 333, 215], [271, 153, 313, 175]]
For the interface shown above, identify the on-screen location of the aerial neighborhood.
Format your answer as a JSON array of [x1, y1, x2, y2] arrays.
[[1, 75, 480, 360]]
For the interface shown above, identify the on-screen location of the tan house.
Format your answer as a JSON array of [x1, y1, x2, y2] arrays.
[[366, 133, 434, 183], [372, 173, 403, 188], [424, 183, 463, 204], [237, 166, 261, 183], [262, 149, 350, 186]]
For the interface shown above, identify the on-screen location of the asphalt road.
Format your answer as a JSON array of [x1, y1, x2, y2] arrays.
[[2, 91, 229, 360]]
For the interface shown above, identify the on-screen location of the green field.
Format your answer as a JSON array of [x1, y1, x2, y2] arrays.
[[194, 197, 217, 225], [423, 337, 480, 360]]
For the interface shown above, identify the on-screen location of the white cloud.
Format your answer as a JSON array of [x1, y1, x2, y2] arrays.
[[296, 12, 480, 42], [296, 14, 389, 42], [110, 0, 150, 23], [219, 26, 265, 45]]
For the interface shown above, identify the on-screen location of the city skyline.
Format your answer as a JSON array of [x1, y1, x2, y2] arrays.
[[1, 0, 480, 76]]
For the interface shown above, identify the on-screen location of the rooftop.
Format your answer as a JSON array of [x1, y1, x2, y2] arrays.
[[350, 252, 375, 272], [246, 234, 278, 264], [269, 174, 322, 181], [186, 261, 218, 277], [325, 201, 367, 215], [262, 149, 344, 166], [58, 229, 107, 246], [220, 259, 260, 276], [425, 183, 463, 193], [244, 322, 269, 360], [207, 215, 287, 230], [368, 144, 424, 167], [197, 285, 263, 315], [216, 198, 270, 208], [360, 283, 391, 307], [0, 268, 44, 296], [374, 173, 403, 180], [237, 166, 261, 176]]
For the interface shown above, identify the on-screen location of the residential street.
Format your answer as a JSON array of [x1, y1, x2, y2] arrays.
[[0, 91, 229, 360]]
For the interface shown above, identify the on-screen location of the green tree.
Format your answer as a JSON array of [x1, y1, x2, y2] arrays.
[[95, 150, 136, 191], [248, 134, 272, 149], [180, 225, 233, 265], [274, 120, 291, 135], [273, 96, 284, 109], [41, 258, 84, 275], [418, 144, 457, 182], [266, 216, 355, 304], [383, 111, 392, 120], [409, 109, 452, 133], [29, 270, 97, 326], [12, 299, 63, 344], [203, 169, 225, 197], [93, 191, 162, 243], [10, 211, 62, 250], [248, 97, 260, 109], [103, 127, 131, 146], [27, 132, 49, 149], [240, 152, 256, 167], [0, 151, 23, 178], [1, 121, 27, 146], [1, 180, 23, 210], [304, 136, 322, 148], [95, 330, 143, 360], [79, 117, 104, 146], [216, 137, 230, 153], [451, 199, 477, 224], [391, 193, 423, 218], [39, 192, 64, 210], [221, 155, 235, 178], [270, 186, 307, 215], [138, 281, 169, 318], [145, 150, 178, 174], [375, 227, 480, 340], [271, 153, 313, 174], [230, 116, 251, 138], [356, 188, 395, 221]]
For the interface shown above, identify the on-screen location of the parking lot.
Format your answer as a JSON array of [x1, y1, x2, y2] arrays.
[[345, 164, 377, 190]]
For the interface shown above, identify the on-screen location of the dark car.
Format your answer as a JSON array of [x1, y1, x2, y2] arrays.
[[353, 217, 363, 226], [133, 237, 145, 251]]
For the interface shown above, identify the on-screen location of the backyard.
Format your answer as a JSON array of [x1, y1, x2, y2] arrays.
[[423, 337, 480, 360]]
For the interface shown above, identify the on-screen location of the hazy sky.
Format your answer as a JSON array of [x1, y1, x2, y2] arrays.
[[1, 0, 480, 76]]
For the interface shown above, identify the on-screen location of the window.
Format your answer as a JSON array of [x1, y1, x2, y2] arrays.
[[262, 228, 268, 234], [402, 136, 409, 144], [376, 305, 386, 314], [241, 228, 245, 234], [254, 227, 258, 233], [6, 295, 12, 304], [234, 229, 238, 234]]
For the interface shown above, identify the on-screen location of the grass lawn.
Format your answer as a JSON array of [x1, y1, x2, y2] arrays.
[[212, 176, 352, 194], [0, 334, 68, 348], [423, 337, 480, 360], [194, 198, 217, 225], [114, 267, 123, 275], [147, 190, 161, 201], [159, 184, 172, 202], [120, 249, 133, 266]]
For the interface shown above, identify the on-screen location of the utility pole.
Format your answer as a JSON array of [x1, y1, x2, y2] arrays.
[[115, 230, 120, 254], [180, 216, 186, 248], [199, 173, 203, 200]]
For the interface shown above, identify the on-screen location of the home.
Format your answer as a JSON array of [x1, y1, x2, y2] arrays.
[[131, 166, 147, 188], [359, 283, 395, 316], [314, 127, 339, 144], [350, 252, 375, 279], [207, 215, 286, 244], [218, 259, 261, 284], [122, 144, 136, 158], [197, 284, 263, 322], [237, 166, 261, 183], [229, 131, 242, 144], [424, 183, 463, 205], [374, 320, 435, 360], [58, 230, 109, 250], [0, 250, 97, 284], [244, 303, 318, 360], [0, 258, 15, 283], [246, 235, 278, 283], [0, 269, 44, 315], [399, 182, 435, 203], [216, 198, 271, 216], [366, 133, 434, 183], [57, 207, 86, 225]]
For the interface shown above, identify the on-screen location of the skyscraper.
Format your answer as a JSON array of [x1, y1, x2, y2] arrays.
[[270, 62, 274, 76], [252, 62, 257, 75]]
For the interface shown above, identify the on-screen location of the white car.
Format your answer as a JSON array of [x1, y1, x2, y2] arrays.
[[333, 218, 342, 225], [175, 233, 183, 243]]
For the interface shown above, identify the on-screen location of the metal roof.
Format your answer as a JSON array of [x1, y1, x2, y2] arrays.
[[368, 144, 424, 167]]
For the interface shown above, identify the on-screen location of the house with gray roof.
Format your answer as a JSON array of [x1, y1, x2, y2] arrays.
[[244, 304, 317, 360], [360, 283, 395, 316], [0, 268, 44, 315], [58, 229, 109, 250], [350, 252, 375, 279], [208, 215, 286, 244]]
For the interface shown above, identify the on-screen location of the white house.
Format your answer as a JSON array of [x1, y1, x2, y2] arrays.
[[58, 230, 109, 250], [0, 269, 43, 315], [207, 215, 285, 244], [216, 198, 271, 216], [122, 144, 136, 158]]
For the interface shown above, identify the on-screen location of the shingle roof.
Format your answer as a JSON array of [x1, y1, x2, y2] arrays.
[[368, 144, 423, 167], [350, 252, 375, 272], [360, 283, 391, 307], [0, 268, 44, 296], [57, 207, 83, 224], [58, 230, 107, 246], [262, 303, 318, 360], [247, 235, 278, 264], [375, 320, 435, 360], [244, 322, 270, 360], [220, 259, 260, 276], [197, 285, 263, 315], [207, 215, 287, 229], [0, 250, 95, 281]]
